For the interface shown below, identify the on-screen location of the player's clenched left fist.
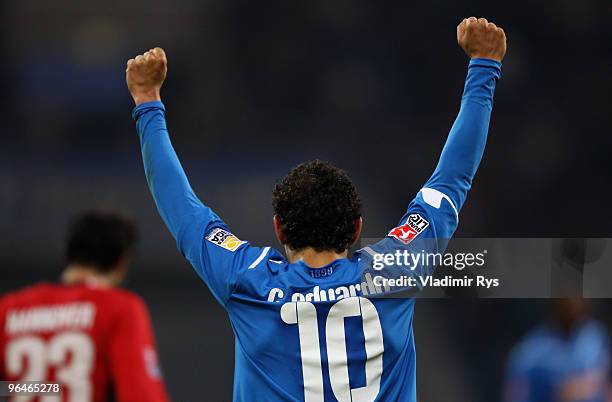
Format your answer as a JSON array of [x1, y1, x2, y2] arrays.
[[126, 47, 167, 106], [457, 17, 507, 62]]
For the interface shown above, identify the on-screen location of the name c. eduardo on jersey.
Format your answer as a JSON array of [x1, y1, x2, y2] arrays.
[[133, 58, 501, 401]]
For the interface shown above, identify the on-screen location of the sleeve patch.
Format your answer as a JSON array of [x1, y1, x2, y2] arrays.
[[421, 187, 458, 222], [143, 346, 163, 379], [206, 228, 246, 252], [387, 213, 429, 244]]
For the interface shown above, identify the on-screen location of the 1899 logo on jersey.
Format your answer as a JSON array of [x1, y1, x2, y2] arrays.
[[387, 213, 429, 245], [206, 228, 246, 252]]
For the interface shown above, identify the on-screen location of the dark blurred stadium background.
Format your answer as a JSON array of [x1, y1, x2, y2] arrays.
[[1, 0, 611, 401]]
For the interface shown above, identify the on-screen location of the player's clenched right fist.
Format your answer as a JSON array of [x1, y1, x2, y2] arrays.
[[457, 17, 507, 62], [126, 47, 167, 106]]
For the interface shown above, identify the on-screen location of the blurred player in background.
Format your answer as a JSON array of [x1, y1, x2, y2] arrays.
[[0, 211, 170, 402], [126, 17, 505, 401], [504, 298, 610, 402]]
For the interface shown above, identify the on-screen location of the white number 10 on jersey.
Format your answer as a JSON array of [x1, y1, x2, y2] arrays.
[[280, 297, 384, 402]]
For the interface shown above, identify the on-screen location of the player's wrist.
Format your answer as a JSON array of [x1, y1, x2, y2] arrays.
[[470, 54, 503, 62], [131, 89, 162, 106], [468, 57, 503, 72]]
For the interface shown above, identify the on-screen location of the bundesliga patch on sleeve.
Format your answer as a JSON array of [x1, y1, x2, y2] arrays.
[[206, 228, 246, 252], [387, 213, 429, 244]]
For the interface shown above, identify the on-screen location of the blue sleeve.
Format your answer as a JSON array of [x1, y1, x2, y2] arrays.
[[503, 345, 532, 402], [132, 101, 223, 254], [360, 59, 502, 282], [422, 58, 501, 214], [399, 58, 501, 240], [133, 101, 264, 305]]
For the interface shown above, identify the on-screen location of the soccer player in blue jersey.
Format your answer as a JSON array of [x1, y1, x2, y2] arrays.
[[126, 17, 506, 401], [504, 299, 611, 402]]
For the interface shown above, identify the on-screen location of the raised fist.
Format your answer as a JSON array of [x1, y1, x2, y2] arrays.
[[126, 47, 167, 105], [457, 17, 507, 62]]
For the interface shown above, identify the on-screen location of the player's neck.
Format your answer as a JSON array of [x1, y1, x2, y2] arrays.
[[286, 247, 348, 268], [61, 264, 117, 288]]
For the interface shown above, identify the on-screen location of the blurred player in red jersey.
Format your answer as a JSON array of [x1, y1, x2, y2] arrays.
[[0, 210, 171, 402]]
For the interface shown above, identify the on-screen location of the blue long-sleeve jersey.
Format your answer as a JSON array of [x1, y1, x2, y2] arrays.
[[133, 58, 501, 402], [504, 321, 610, 402]]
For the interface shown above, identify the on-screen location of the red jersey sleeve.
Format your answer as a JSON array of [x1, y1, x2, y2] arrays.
[[107, 295, 170, 402], [0, 297, 5, 380]]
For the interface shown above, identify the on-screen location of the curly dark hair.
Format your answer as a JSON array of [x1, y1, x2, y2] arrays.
[[272, 160, 362, 253], [66, 210, 138, 273]]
